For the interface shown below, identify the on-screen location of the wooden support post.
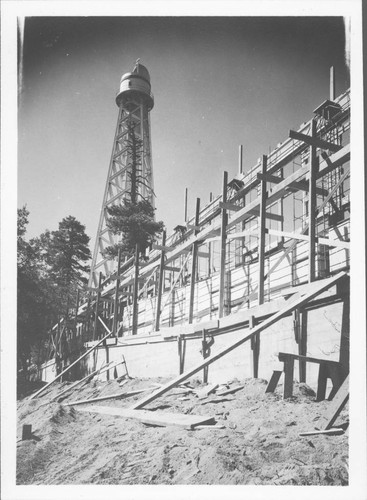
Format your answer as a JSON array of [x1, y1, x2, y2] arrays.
[[93, 272, 102, 341], [299, 310, 307, 382], [316, 363, 328, 401], [132, 244, 139, 335], [330, 66, 335, 101], [258, 155, 267, 305], [177, 336, 185, 374], [112, 249, 122, 337], [188, 198, 200, 324], [283, 355, 295, 399], [238, 145, 243, 175], [202, 329, 208, 383], [155, 231, 166, 331], [22, 424, 32, 440], [308, 119, 317, 283], [219, 171, 228, 318], [250, 316, 260, 378]]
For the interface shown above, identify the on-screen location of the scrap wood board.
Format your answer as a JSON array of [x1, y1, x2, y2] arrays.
[[75, 405, 216, 429]]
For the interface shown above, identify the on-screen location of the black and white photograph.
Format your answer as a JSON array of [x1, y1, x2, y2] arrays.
[[1, 1, 365, 499]]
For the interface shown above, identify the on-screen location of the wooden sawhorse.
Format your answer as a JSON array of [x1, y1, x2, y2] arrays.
[[266, 352, 346, 400]]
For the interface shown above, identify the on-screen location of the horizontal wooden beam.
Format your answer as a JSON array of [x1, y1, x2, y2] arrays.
[[186, 224, 201, 231], [287, 179, 328, 197], [247, 208, 283, 222], [164, 265, 181, 272], [152, 243, 173, 252], [197, 251, 210, 258], [257, 173, 283, 184], [289, 129, 342, 153], [219, 201, 241, 212]]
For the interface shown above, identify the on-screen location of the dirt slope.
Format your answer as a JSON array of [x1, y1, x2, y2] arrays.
[[16, 376, 348, 485]]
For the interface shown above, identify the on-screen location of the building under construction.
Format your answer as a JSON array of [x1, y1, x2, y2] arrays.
[[41, 62, 350, 398]]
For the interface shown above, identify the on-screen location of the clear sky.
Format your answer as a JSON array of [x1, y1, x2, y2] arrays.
[[18, 16, 349, 250]]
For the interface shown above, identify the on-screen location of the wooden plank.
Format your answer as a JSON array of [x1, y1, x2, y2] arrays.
[[299, 428, 344, 437], [195, 383, 219, 399], [216, 385, 245, 397], [317, 375, 349, 430], [130, 271, 346, 410], [289, 129, 342, 153], [257, 172, 283, 184], [152, 243, 172, 252], [265, 370, 283, 393], [65, 387, 157, 406], [50, 360, 118, 402], [278, 352, 341, 366], [30, 325, 113, 400], [75, 406, 216, 429], [219, 201, 241, 212]]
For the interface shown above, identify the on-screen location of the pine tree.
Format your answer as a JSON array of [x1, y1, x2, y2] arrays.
[[104, 120, 164, 259], [48, 216, 91, 315]]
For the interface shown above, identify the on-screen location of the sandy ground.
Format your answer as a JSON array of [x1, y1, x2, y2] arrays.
[[16, 375, 348, 485]]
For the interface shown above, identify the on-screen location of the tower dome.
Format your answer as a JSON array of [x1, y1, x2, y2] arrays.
[[116, 59, 154, 110]]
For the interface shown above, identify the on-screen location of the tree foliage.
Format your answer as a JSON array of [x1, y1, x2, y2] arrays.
[[105, 199, 164, 258], [17, 208, 91, 377], [104, 119, 164, 259]]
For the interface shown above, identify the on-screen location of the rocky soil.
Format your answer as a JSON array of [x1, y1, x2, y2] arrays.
[[16, 375, 348, 485]]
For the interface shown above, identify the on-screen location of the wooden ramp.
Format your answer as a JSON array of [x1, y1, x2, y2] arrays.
[[74, 405, 215, 429], [130, 272, 347, 410]]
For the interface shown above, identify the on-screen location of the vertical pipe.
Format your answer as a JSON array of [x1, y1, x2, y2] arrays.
[[258, 155, 267, 305], [219, 171, 228, 318], [308, 119, 317, 283], [188, 198, 200, 324], [155, 230, 166, 331], [112, 249, 122, 336], [132, 244, 139, 335], [238, 145, 243, 175], [330, 66, 335, 101]]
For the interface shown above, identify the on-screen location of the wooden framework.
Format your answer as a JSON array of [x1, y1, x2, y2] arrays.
[[49, 87, 350, 378]]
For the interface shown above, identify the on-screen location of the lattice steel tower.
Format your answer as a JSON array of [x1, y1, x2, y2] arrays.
[[89, 60, 155, 287]]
